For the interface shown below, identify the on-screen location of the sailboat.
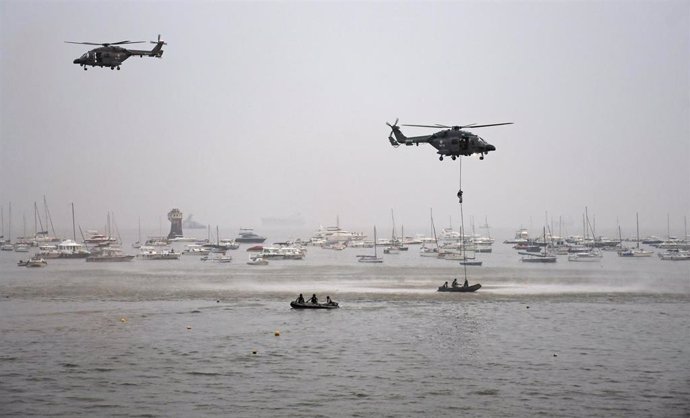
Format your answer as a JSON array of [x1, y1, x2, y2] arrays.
[[384, 210, 403, 254], [357, 226, 383, 263], [618, 213, 653, 257], [420, 209, 439, 257], [56, 203, 90, 258], [568, 208, 603, 262], [520, 227, 557, 262], [0, 204, 13, 251]]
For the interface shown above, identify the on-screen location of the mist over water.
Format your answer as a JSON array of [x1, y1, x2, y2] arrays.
[[2, 236, 689, 416]]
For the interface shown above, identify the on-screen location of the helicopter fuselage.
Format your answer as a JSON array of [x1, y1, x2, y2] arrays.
[[73, 46, 132, 68], [425, 128, 496, 159], [389, 125, 496, 161]]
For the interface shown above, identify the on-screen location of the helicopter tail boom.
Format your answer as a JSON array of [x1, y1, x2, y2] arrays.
[[128, 35, 166, 58]]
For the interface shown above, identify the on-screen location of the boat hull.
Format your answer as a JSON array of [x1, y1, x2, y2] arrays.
[[86, 255, 135, 262], [290, 301, 339, 309], [438, 284, 482, 293]]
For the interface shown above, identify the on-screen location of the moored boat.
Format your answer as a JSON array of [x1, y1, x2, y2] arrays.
[[247, 256, 268, 265], [658, 249, 690, 261], [137, 246, 180, 260], [86, 246, 134, 262], [235, 229, 267, 243]]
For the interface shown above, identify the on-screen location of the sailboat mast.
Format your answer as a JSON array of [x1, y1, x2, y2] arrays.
[[391, 209, 396, 241], [373, 226, 378, 257], [71, 203, 76, 241], [636, 212, 640, 249]]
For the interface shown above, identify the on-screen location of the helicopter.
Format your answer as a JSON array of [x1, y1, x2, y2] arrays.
[[66, 35, 166, 70], [387, 119, 512, 161]]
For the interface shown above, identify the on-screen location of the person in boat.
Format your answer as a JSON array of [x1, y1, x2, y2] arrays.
[[463, 278, 469, 288], [442, 281, 448, 288], [326, 296, 332, 305], [297, 293, 305, 304], [310, 294, 318, 304], [452, 278, 458, 288]]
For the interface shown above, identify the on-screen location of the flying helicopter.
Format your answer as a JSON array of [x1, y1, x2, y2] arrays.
[[387, 119, 512, 161], [65, 35, 166, 70]]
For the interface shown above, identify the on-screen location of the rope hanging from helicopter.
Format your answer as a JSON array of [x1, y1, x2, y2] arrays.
[[458, 157, 468, 282]]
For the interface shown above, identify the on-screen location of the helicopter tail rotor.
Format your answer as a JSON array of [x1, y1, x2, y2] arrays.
[[386, 118, 400, 147], [150, 34, 166, 58]]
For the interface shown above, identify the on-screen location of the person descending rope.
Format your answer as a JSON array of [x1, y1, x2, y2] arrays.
[[457, 189, 463, 204]]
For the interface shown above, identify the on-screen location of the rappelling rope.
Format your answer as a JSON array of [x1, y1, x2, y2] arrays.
[[459, 158, 468, 282]]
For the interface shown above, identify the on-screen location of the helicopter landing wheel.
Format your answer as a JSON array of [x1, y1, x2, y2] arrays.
[[451, 155, 457, 160], [83, 67, 87, 71], [110, 67, 115, 70], [480, 155, 484, 160], [117, 66, 120, 70], [439, 156, 444, 161]]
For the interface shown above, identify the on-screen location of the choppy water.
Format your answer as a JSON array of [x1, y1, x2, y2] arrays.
[[1, 241, 689, 417]]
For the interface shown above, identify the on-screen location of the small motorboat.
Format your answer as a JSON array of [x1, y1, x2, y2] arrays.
[[290, 300, 340, 309], [24, 257, 48, 268], [247, 256, 268, 265], [437, 283, 482, 293]]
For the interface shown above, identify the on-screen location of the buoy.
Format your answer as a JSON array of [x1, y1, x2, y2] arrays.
[[186, 325, 192, 330], [274, 330, 280, 337], [216, 300, 220, 303], [526, 306, 530, 309], [553, 353, 558, 357], [120, 317, 128, 323], [252, 350, 257, 355]]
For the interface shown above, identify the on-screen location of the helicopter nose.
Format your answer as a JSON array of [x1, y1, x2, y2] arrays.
[[486, 144, 496, 152], [73, 58, 80, 64]]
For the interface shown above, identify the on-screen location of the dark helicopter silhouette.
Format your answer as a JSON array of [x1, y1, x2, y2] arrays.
[[387, 119, 512, 161], [66, 35, 166, 70]]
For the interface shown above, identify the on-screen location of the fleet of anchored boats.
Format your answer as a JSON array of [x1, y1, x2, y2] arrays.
[[3, 206, 690, 268]]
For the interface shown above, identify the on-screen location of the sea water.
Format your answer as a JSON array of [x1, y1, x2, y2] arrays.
[[1, 241, 689, 417]]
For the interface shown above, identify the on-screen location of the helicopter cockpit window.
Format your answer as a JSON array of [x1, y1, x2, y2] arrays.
[[81, 53, 88, 60]]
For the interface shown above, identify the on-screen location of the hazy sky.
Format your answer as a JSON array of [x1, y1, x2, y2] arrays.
[[1, 1, 688, 237]]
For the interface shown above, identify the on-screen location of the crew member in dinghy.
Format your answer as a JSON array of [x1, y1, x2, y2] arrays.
[[452, 278, 459, 288], [297, 293, 305, 303], [310, 294, 318, 304]]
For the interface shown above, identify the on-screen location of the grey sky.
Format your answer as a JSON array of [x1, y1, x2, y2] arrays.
[[1, 1, 688, 237]]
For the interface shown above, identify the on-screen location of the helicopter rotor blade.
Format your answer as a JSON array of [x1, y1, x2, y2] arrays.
[[65, 41, 103, 45], [64, 40, 146, 46], [460, 122, 513, 129], [403, 124, 448, 129], [110, 40, 146, 45], [403, 122, 513, 129]]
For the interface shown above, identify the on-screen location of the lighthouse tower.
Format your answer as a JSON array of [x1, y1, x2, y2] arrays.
[[167, 208, 183, 239]]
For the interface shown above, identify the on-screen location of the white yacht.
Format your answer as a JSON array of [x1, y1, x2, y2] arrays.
[[182, 244, 211, 256], [56, 239, 90, 258], [137, 246, 181, 260], [568, 248, 603, 262], [658, 249, 690, 261], [310, 225, 365, 244]]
